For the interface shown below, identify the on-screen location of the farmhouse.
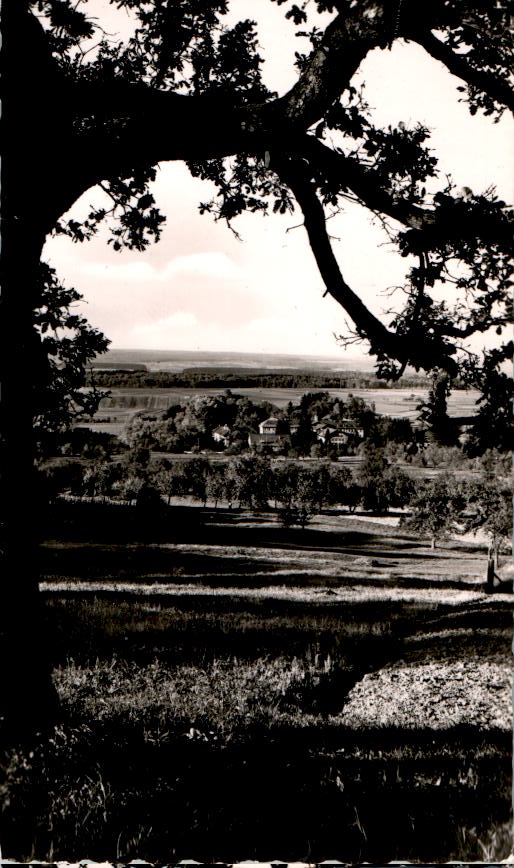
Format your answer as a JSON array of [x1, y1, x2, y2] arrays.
[[337, 418, 365, 438], [248, 431, 284, 452], [330, 433, 353, 448], [313, 417, 365, 446], [259, 417, 280, 435], [314, 423, 339, 444]]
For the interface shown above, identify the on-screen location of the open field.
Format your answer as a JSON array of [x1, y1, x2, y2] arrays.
[[86, 386, 481, 433], [3, 502, 511, 861]]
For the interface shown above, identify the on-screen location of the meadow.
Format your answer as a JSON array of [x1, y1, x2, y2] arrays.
[[88, 385, 481, 434], [3, 501, 511, 862]]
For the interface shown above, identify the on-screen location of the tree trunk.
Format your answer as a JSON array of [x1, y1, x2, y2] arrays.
[[0, 216, 60, 742], [486, 556, 495, 593], [1, 4, 93, 741], [431, 537, 436, 550]]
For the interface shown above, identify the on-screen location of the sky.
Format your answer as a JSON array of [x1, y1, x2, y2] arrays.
[[42, 1, 513, 359]]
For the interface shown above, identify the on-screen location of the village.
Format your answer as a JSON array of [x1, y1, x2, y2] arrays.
[[214, 411, 365, 452]]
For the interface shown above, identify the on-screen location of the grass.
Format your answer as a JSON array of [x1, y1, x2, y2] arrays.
[[3, 716, 511, 861], [2, 502, 512, 861], [53, 655, 320, 733]]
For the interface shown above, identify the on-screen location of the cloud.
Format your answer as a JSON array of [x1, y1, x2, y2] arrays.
[[81, 251, 241, 284], [83, 261, 156, 281], [120, 308, 351, 356], [131, 311, 198, 338], [164, 252, 242, 280]]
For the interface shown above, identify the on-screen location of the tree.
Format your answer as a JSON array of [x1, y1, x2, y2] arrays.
[[386, 466, 416, 509], [328, 464, 357, 509], [358, 445, 390, 513], [37, 459, 85, 502], [2, 0, 512, 733], [82, 459, 121, 501], [183, 457, 211, 505], [462, 348, 513, 456], [402, 473, 466, 549], [33, 263, 110, 454], [294, 468, 319, 529], [310, 463, 332, 511], [416, 370, 459, 446], [205, 464, 227, 508], [275, 464, 318, 529], [228, 456, 272, 509], [152, 458, 188, 505], [464, 478, 512, 572], [271, 463, 299, 511], [125, 445, 151, 481], [117, 473, 146, 505], [291, 410, 316, 456]]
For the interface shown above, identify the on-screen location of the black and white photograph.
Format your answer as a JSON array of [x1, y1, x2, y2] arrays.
[[1, 0, 513, 862]]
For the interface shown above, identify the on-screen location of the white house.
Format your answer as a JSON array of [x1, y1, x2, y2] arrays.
[[259, 417, 280, 435], [337, 418, 365, 438], [314, 423, 338, 444]]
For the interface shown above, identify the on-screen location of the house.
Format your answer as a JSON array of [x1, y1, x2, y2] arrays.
[[259, 417, 280, 435], [314, 423, 338, 444], [330, 433, 351, 448], [248, 431, 283, 452], [312, 418, 365, 449], [337, 418, 365, 439], [212, 425, 231, 446]]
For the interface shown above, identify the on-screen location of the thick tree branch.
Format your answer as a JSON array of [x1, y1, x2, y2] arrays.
[[299, 137, 432, 230], [274, 156, 458, 376], [64, 8, 384, 132], [297, 137, 512, 248], [270, 9, 386, 128], [411, 29, 514, 115]]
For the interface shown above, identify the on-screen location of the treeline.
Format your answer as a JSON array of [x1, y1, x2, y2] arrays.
[[87, 367, 432, 390], [39, 450, 413, 527], [40, 448, 512, 558]]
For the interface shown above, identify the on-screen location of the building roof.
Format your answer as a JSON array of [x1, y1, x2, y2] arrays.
[[314, 422, 338, 432]]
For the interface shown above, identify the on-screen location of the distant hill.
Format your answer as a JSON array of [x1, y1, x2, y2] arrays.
[[92, 348, 377, 374]]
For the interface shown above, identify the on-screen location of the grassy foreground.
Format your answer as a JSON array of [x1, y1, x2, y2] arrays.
[[1, 503, 512, 861]]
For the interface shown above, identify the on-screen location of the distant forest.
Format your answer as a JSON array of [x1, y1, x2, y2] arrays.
[[87, 367, 434, 390]]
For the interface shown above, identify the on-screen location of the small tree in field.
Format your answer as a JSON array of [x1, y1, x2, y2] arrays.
[[273, 465, 318, 529], [152, 459, 188, 505], [402, 474, 465, 549], [327, 465, 353, 506], [294, 468, 319, 529], [117, 473, 146, 505], [416, 370, 459, 447], [464, 480, 512, 569], [183, 458, 210, 506], [205, 464, 227, 509], [358, 445, 390, 513], [228, 456, 272, 509], [271, 463, 298, 511]]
